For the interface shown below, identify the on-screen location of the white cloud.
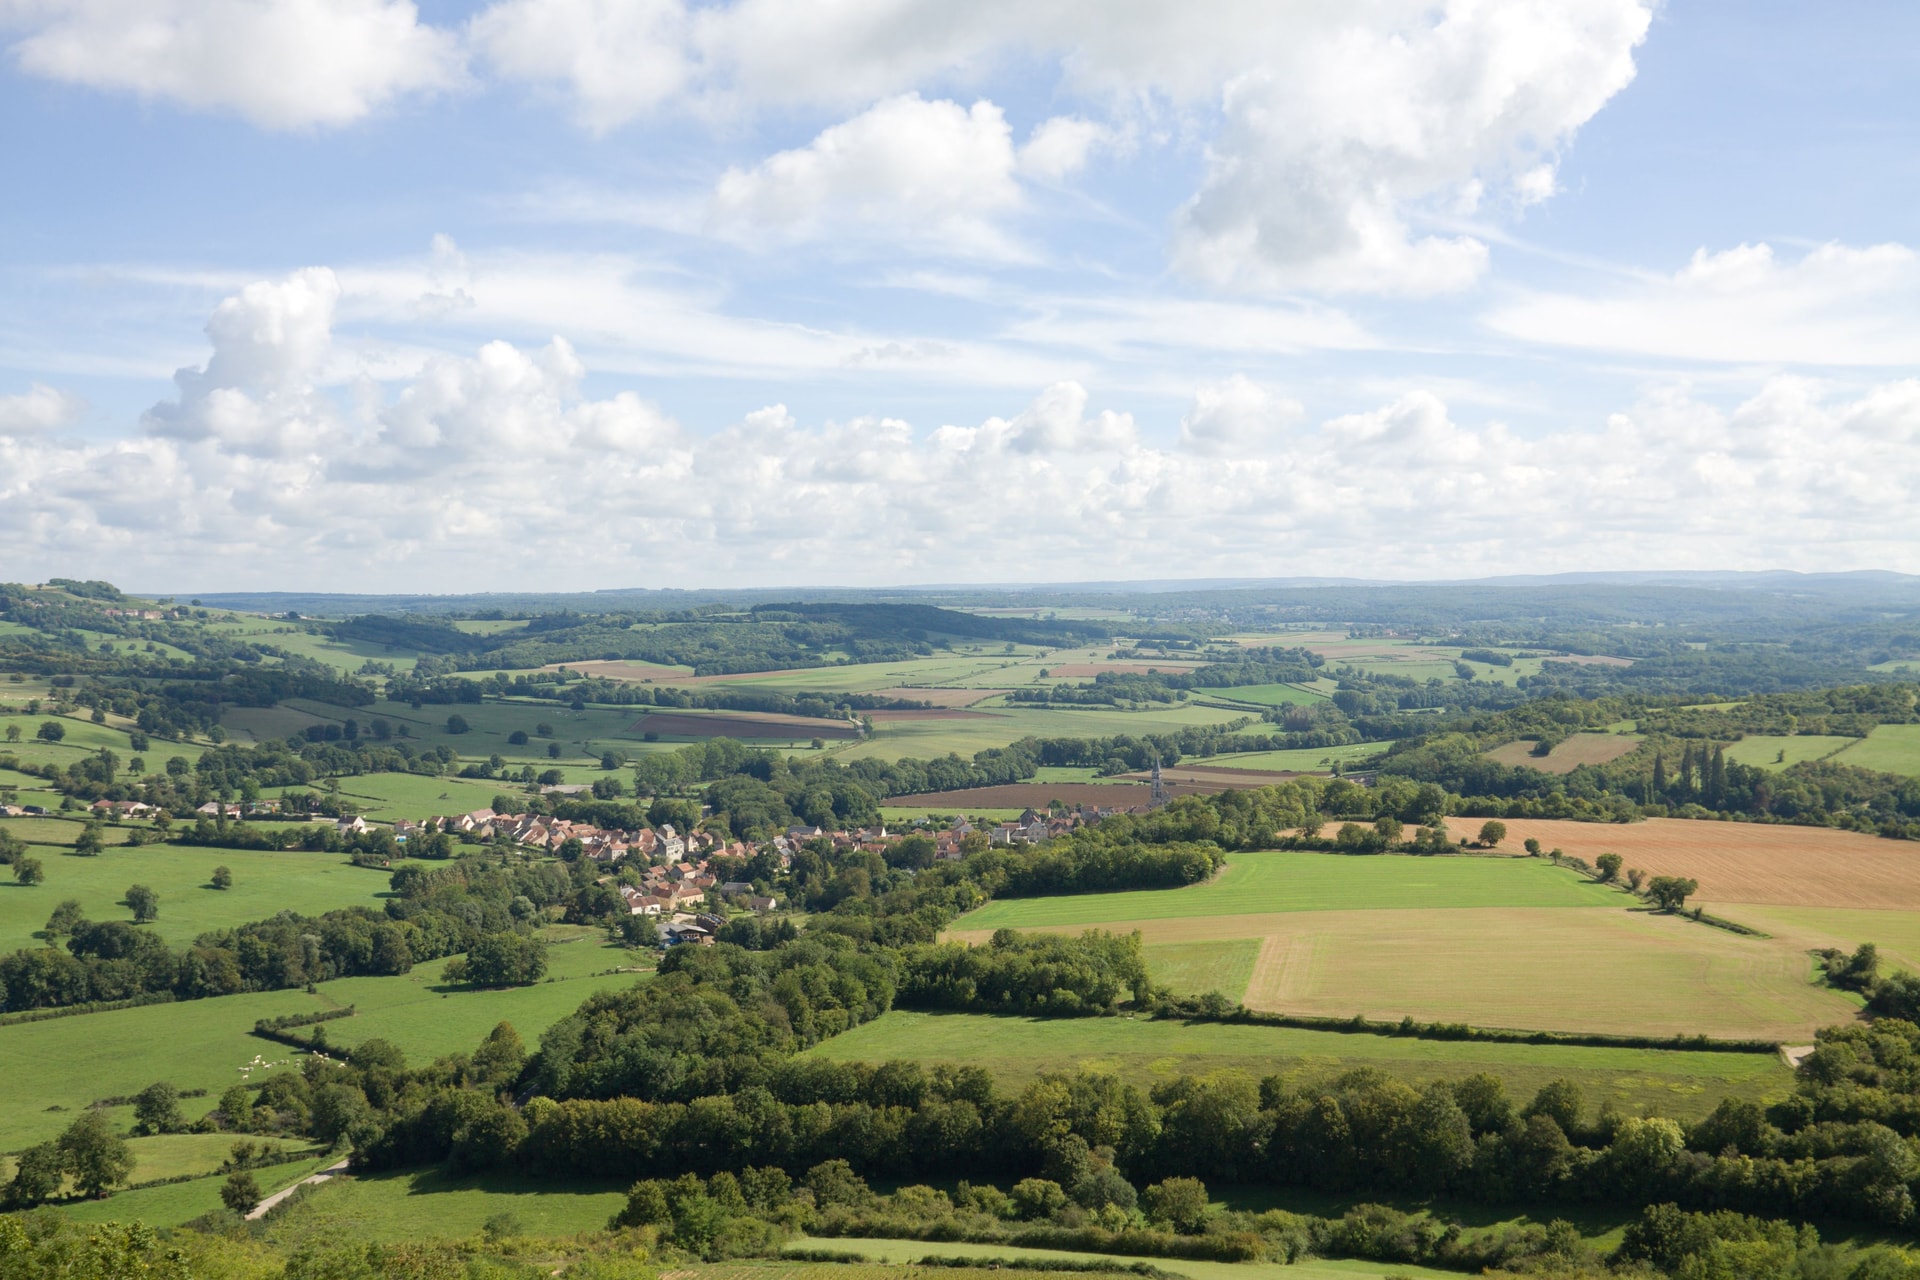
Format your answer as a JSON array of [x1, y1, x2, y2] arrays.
[[3, 0, 463, 129], [708, 94, 1025, 256], [1179, 375, 1302, 455], [0, 382, 85, 434], [1486, 241, 1920, 365], [469, 0, 1649, 294], [467, 0, 688, 133]]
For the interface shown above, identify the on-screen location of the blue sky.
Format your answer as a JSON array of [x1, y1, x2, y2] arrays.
[[1, 0, 1917, 591]]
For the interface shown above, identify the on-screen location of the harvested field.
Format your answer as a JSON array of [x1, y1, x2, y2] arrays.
[[1702, 904, 1920, 972], [1485, 733, 1642, 774], [871, 687, 1009, 707], [626, 710, 860, 740], [1496, 817, 1920, 910]]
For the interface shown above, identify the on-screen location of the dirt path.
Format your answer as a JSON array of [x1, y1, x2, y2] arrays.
[[246, 1157, 349, 1221]]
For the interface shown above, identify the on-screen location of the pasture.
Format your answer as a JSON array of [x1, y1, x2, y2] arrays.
[[1494, 817, 1920, 910], [1483, 733, 1642, 774], [1144, 938, 1260, 999], [1831, 723, 1920, 776], [1723, 734, 1855, 770], [802, 1237, 1466, 1280], [952, 853, 1618, 931], [804, 1011, 1792, 1122], [1701, 904, 1920, 973], [950, 852, 1857, 1039], [1205, 682, 1328, 707], [57, 1156, 332, 1229], [255, 1166, 626, 1243], [330, 771, 529, 822], [0, 841, 394, 951], [840, 703, 1255, 764], [1186, 743, 1387, 772]]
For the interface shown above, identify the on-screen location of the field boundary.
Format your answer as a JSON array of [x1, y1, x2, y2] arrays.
[[1150, 1001, 1784, 1055]]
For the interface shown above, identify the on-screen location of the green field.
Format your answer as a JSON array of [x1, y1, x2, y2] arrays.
[[841, 703, 1254, 764], [121, 1132, 321, 1183], [58, 1156, 332, 1228], [1723, 734, 1855, 770], [254, 1166, 626, 1244], [0, 841, 392, 951], [803, 1237, 1466, 1280], [1833, 723, 1920, 776], [330, 771, 527, 822], [1187, 743, 1387, 772], [804, 1011, 1792, 1122], [1206, 683, 1327, 707], [954, 853, 1617, 931], [1144, 938, 1260, 1000], [0, 934, 642, 1151]]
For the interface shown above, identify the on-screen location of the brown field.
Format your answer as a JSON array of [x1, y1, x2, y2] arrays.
[[1496, 817, 1920, 909], [962, 906, 1852, 1040], [1042, 662, 1204, 677], [871, 687, 1009, 707], [865, 708, 996, 722], [1485, 733, 1642, 774], [627, 710, 861, 740]]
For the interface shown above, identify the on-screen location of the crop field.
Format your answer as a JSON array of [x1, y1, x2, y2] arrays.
[[256, 1166, 627, 1243], [953, 853, 1618, 931], [1483, 732, 1642, 774], [1225, 906, 1847, 1039], [0, 841, 392, 951], [1723, 734, 1856, 770], [804, 1011, 1792, 1121], [1495, 817, 1920, 909]]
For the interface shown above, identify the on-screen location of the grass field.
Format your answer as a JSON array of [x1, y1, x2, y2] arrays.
[[1206, 683, 1328, 707], [951, 852, 1856, 1039], [0, 934, 642, 1151], [839, 703, 1254, 764], [1484, 733, 1642, 775], [1723, 734, 1856, 770], [58, 1156, 331, 1228], [804, 1011, 1792, 1121], [1495, 817, 1920, 910], [801, 1237, 1465, 1280], [953, 854, 1618, 931], [0, 842, 393, 951], [1144, 939, 1260, 1000], [330, 772, 525, 822], [255, 1166, 627, 1244], [1702, 903, 1920, 973], [1832, 724, 1920, 776], [122, 1132, 320, 1183], [1186, 743, 1387, 772]]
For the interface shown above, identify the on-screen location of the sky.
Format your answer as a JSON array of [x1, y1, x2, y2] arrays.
[[1, 0, 1918, 593]]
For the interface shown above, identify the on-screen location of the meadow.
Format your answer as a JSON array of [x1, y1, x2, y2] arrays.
[[57, 1155, 333, 1228], [839, 703, 1261, 764], [251, 1166, 627, 1243], [0, 839, 394, 951], [1196, 682, 1327, 707], [1829, 723, 1920, 775], [0, 930, 644, 1151], [804, 1010, 1792, 1122], [330, 771, 529, 822], [1185, 743, 1386, 772], [798, 1238, 1466, 1280], [1142, 938, 1260, 999], [1723, 734, 1855, 770], [952, 853, 1619, 931]]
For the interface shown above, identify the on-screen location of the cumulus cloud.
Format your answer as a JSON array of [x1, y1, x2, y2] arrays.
[[1179, 375, 1302, 455], [3, 0, 463, 129], [0, 383, 85, 435], [708, 95, 1025, 255], [470, 0, 1650, 293], [1486, 241, 1920, 365]]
